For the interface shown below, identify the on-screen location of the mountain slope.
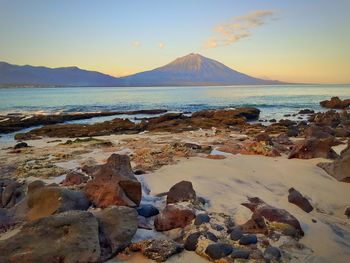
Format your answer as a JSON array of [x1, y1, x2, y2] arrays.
[[0, 62, 120, 86], [119, 53, 281, 86]]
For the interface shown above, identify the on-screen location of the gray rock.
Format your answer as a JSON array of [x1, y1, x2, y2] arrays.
[[230, 228, 243, 241], [184, 231, 218, 251], [264, 246, 282, 260], [239, 234, 258, 245], [205, 243, 233, 260], [194, 213, 210, 225], [137, 204, 159, 218], [231, 249, 251, 259]]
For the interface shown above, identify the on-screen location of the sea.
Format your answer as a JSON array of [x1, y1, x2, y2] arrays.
[[0, 84, 349, 144]]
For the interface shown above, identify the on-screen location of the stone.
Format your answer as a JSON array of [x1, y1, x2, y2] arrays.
[[194, 213, 210, 225], [230, 228, 243, 241], [298, 109, 314, 114], [264, 246, 282, 261], [130, 239, 183, 262], [0, 208, 14, 232], [137, 215, 153, 230], [95, 206, 138, 261], [345, 207, 350, 218], [26, 186, 91, 221], [27, 180, 45, 194], [166, 180, 196, 204], [137, 204, 159, 218], [205, 243, 233, 260], [84, 154, 142, 208], [0, 179, 24, 209], [288, 188, 313, 213], [242, 197, 304, 237], [206, 154, 226, 160], [288, 137, 338, 159], [0, 211, 100, 263], [255, 133, 272, 145], [184, 231, 218, 251], [239, 234, 258, 245], [303, 125, 332, 139], [13, 142, 28, 149], [154, 204, 195, 231], [231, 249, 251, 259], [239, 214, 268, 235], [320, 96, 350, 109], [61, 171, 88, 186]]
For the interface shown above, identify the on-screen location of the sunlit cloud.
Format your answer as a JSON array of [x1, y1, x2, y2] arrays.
[[204, 10, 277, 49], [132, 40, 141, 47], [158, 42, 165, 49]]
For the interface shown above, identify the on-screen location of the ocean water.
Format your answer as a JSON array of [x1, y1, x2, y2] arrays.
[[1, 84, 349, 121]]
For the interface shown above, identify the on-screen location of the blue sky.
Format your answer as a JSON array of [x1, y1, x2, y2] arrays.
[[0, 0, 349, 83]]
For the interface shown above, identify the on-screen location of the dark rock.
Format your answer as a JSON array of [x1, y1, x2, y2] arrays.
[[14, 142, 28, 149], [184, 231, 218, 251], [95, 206, 138, 261], [304, 125, 332, 139], [231, 249, 251, 259], [239, 234, 258, 245], [194, 213, 210, 225], [309, 110, 343, 128], [27, 180, 45, 194], [288, 188, 313, 213], [166, 180, 196, 204], [230, 228, 243, 241], [137, 204, 159, 218], [298, 109, 314, 114], [154, 204, 195, 231], [130, 239, 183, 262], [269, 119, 277, 123], [288, 137, 338, 159], [84, 154, 142, 208], [345, 207, 350, 218], [61, 171, 88, 186], [26, 186, 90, 221], [0, 211, 100, 262], [264, 246, 282, 261], [255, 133, 272, 145], [205, 243, 233, 260], [320, 97, 350, 109], [0, 179, 24, 209]]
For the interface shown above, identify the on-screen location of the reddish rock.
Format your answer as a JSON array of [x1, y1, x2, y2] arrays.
[[288, 137, 338, 159], [238, 214, 268, 235], [288, 188, 313, 213], [320, 97, 350, 109], [206, 154, 226, 160], [84, 154, 141, 208], [61, 171, 88, 186], [154, 204, 195, 231], [166, 181, 196, 204], [242, 197, 304, 237]]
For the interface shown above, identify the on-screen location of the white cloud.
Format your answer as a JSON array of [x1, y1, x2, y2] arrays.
[[205, 10, 276, 49], [132, 40, 141, 47]]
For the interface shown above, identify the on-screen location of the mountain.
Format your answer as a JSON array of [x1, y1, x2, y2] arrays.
[[0, 54, 282, 87], [119, 53, 281, 86], [0, 62, 120, 86]]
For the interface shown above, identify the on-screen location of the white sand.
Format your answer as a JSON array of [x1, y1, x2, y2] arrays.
[[141, 155, 350, 263]]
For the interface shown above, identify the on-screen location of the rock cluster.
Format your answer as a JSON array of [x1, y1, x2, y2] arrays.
[[320, 96, 350, 109]]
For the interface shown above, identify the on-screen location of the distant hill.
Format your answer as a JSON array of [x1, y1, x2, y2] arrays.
[[119, 53, 282, 86], [0, 54, 283, 87], [0, 62, 120, 86]]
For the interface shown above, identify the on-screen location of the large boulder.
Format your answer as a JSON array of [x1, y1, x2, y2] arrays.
[[95, 206, 138, 261], [288, 188, 313, 213], [288, 137, 338, 159], [317, 143, 350, 182], [26, 186, 91, 221], [242, 197, 304, 237], [166, 181, 196, 204], [0, 211, 100, 263], [320, 97, 350, 109], [154, 204, 195, 231], [84, 154, 142, 208]]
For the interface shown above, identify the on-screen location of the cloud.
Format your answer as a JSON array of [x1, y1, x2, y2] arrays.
[[158, 42, 165, 49], [204, 10, 276, 48], [132, 40, 141, 47]]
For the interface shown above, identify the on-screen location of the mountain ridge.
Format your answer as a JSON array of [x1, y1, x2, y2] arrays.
[[0, 54, 283, 87]]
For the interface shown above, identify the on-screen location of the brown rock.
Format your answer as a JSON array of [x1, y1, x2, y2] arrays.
[[320, 96, 350, 109], [61, 171, 88, 186], [154, 204, 195, 231], [288, 188, 313, 213], [166, 181, 196, 204], [239, 214, 268, 235], [206, 154, 226, 160], [84, 154, 141, 208], [288, 137, 338, 159], [345, 207, 350, 218]]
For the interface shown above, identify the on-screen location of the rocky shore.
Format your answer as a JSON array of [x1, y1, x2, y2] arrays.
[[0, 99, 349, 263]]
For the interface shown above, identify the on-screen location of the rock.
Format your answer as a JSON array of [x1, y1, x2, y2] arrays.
[[0, 208, 14, 232], [269, 119, 277, 123], [238, 215, 268, 235], [137, 215, 153, 230], [184, 231, 218, 251], [309, 110, 343, 128], [320, 97, 350, 109], [298, 109, 314, 114], [303, 125, 332, 139], [84, 154, 142, 208], [154, 204, 195, 231], [242, 197, 304, 237], [26, 186, 91, 221], [27, 180, 45, 194], [192, 107, 260, 121], [194, 213, 210, 225], [13, 142, 28, 149], [137, 204, 159, 218], [239, 234, 258, 245], [61, 171, 88, 186], [288, 188, 313, 213], [255, 133, 272, 145], [205, 243, 233, 260], [230, 228, 243, 241], [317, 143, 350, 182], [206, 154, 226, 160], [166, 180, 196, 204], [95, 206, 138, 261], [130, 239, 183, 262], [264, 246, 282, 261], [288, 137, 338, 159], [0, 211, 100, 263], [0, 179, 24, 209], [345, 207, 350, 218], [334, 126, 350, 137], [231, 249, 251, 259]]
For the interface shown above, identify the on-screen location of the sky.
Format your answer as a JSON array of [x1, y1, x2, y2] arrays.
[[0, 0, 349, 84]]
